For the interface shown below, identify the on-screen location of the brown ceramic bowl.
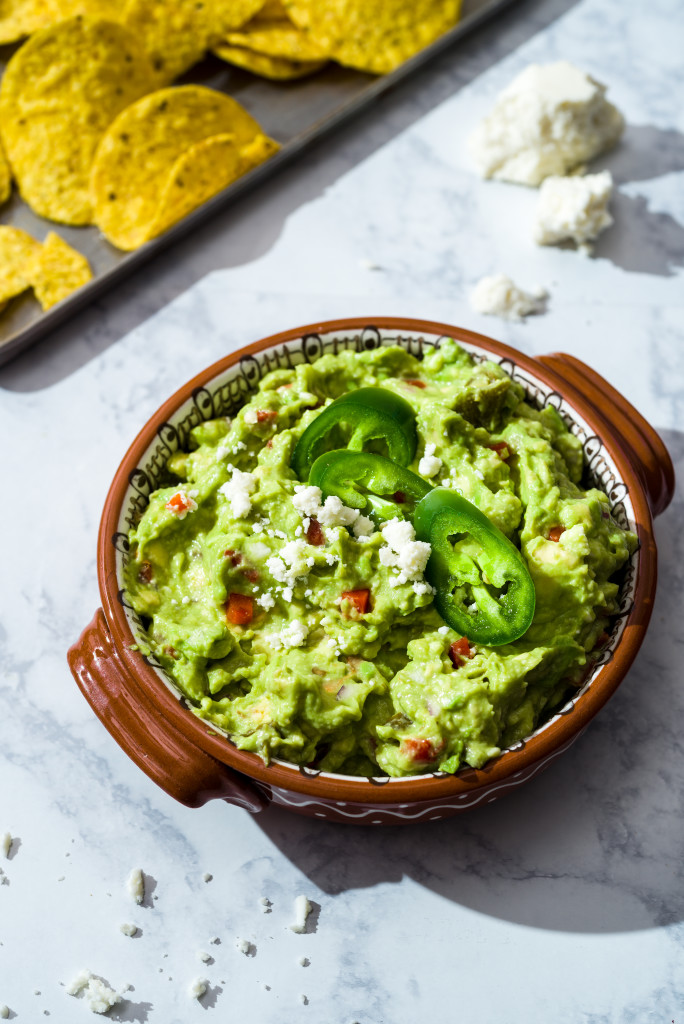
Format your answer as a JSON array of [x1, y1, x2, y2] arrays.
[[69, 318, 674, 823]]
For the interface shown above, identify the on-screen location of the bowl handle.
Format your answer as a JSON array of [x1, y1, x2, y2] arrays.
[[536, 353, 675, 517], [68, 609, 267, 813]]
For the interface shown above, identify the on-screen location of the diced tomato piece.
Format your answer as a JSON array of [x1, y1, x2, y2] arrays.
[[265, 438, 273, 449], [449, 637, 472, 668], [226, 593, 254, 626], [341, 589, 370, 616], [256, 409, 277, 423], [405, 379, 426, 389], [242, 568, 259, 583], [402, 737, 436, 763], [138, 561, 153, 584], [306, 517, 325, 546], [487, 441, 510, 459], [548, 526, 566, 543], [165, 491, 195, 516], [163, 644, 179, 660], [224, 548, 242, 566], [390, 490, 406, 504]]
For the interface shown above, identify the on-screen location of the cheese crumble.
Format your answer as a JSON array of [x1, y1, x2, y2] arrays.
[[220, 466, 257, 519]]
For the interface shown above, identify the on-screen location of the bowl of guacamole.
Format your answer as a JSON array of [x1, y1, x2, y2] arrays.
[[70, 318, 672, 823]]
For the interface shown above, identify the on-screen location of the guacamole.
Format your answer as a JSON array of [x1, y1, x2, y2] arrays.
[[124, 341, 637, 777]]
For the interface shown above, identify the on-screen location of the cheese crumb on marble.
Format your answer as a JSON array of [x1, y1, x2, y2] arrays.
[[202, 872, 213, 883], [268, 621, 309, 650], [236, 938, 255, 956], [533, 170, 614, 250], [119, 923, 137, 937], [219, 466, 257, 519], [470, 274, 547, 322], [468, 61, 624, 186], [0, 1005, 8, 1018], [66, 970, 122, 1014], [379, 519, 431, 587], [125, 868, 144, 905], [197, 951, 212, 963], [1, 833, 12, 859], [289, 895, 312, 934], [259, 896, 272, 913], [188, 977, 208, 999], [418, 443, 442, 479]]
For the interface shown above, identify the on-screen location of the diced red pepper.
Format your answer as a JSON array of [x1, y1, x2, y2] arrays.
[[163, 644, 179, 660], [306, 517, 325, 546], [390, 490, 406, 504], [226, 593, 254, 626], [402, 737, 437, 763], [256, 409, 277, 423], [265, 438, 273, 449], [224, 548, 242, 566], [241, 568, 259, 583], [341, 589, 370, 616], [449, 637, 472, 668], [487, 442, 510, 459], [165, 491, 195, 516], [548, 526, 566, 543], [405, 379, 426, 389]]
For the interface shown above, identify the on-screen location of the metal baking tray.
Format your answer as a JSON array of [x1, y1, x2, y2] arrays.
[[0, 0, 517, 366]]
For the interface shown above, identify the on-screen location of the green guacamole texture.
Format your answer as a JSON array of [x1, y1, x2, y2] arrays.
[[124, 341, 637, 778]]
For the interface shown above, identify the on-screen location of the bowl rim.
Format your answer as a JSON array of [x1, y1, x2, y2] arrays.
[[97, 316, 656, 804]]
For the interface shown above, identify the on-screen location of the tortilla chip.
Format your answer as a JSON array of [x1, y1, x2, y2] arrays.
[[222, 18, 331, 62], [240, 132, 280, 168], [90, 85, 264, 250], [0, 138, 11, 207], [281, 0, 462, 74], [28, 231, 92, 310], [213, 43, 325, 79], [51, 0, 124, 18], [122, 0, 267, 83], [0, 0, 54, 44], [0, 17, 157, 225], [0, 225, 41, 303]]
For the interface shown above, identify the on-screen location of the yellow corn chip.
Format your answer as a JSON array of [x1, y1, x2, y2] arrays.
[[281, 0, 462, 74], [0, 137, 11, 206], [51, 0, 124, 18], [149, 131, 280, 240], [0, 225, 41, 303], [0, 17, 157, 225], [122, 0, 266, 84], [90, 85, 264, 251], [28, 231, 92, 310], [222, 18, 331, 62], [0, 0, 54, 45], [213, 43, 325, 79]]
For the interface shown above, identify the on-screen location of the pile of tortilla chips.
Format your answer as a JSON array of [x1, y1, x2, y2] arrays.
[[0, 226, 92, 310], [0, 0, 461, 311]]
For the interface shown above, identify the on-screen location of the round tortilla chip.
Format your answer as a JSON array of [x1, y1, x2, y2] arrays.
[[213, 43, 325, 79], [281, 0, 462, 74], [27, 231, 93, 310], [0, 17, 157, 225], [0, 0, 54, 45], [222, 18, 331, 61], [0, 225, 41, 303], [90, 85, 264, 250], [148, 131, 280, 241], [122, 0, 266, 84], [254, 0, 287, 19]]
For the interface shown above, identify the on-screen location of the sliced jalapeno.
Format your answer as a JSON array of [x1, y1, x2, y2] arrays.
[[310, 451, 431, 524], [291, 387, 417, 482], [414, 488, 535, 646]]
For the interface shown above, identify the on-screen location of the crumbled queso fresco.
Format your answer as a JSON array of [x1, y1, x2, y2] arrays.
[[125, 342, 636, 778]]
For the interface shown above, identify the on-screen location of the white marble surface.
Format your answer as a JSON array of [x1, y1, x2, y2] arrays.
[[1, 0, 684, 1019]]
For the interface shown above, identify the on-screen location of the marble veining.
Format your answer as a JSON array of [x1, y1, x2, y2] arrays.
[[0, 0, 683, 1019]]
